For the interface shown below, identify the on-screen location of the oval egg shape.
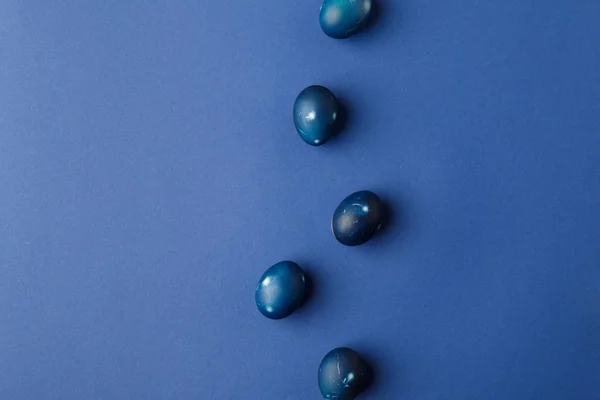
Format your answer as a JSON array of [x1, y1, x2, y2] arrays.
[[332, 190, 383, 246], [293, 85, 339, 146], [318, 347, 371, 399], [255, 261, 307, 320], [319, 0, 373, 39]]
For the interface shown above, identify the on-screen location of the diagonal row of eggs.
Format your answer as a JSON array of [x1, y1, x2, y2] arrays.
[[255, 190, 383, 319], [256, 1, 377, 399]]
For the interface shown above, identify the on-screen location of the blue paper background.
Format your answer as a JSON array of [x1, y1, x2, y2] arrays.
[[1, 1, 599, 399]]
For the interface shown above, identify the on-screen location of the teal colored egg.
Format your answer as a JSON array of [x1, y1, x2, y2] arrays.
[[319, 0, 373, 39], [255, 261, 307, 320], [293, 85, 340, 146]]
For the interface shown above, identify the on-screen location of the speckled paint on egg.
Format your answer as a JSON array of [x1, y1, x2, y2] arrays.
[[255, 261, 307, 320], [319, 0, 373, 39], [318, 347, 371, 399], [332, 190, 383, 246]]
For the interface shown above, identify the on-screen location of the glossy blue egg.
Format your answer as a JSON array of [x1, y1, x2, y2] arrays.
[[332, 190, 383, 246], [318, 347, 371, 399], [293, 85, 339, 146], [319, 0, 373, 39], [255, 261, 307, 320]]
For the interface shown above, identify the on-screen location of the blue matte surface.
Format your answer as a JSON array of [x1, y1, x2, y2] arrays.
[[1, 1, 600, 399]]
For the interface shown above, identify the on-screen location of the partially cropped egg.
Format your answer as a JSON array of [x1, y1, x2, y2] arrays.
[[293, 85, 340, 146], [332, 190, 383, 246], [319, 0, 373, 39], [255, 261, 307, 319], [318, 347, 371, 399]]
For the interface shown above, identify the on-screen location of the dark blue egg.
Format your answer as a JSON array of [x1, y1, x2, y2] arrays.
[[293, 85, 339, 146], [318, 347, 371, 399], [332, 190, 383, 246], [319, 0, 373, 39], [255, 261, 307, 320]]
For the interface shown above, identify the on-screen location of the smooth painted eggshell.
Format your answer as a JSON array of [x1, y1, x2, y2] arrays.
[[293, 85, 339, 146], [255, 261, 307, 319], [319, 0, 373, 39]]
